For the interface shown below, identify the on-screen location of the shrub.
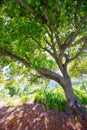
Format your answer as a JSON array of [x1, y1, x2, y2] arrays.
[[74, 88, 87, 105], [34, 87, 66, 111], [34, 87, 87, 111]]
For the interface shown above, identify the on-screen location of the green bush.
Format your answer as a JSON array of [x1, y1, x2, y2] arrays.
[[34, 87, 87, 111], [1, 85, 87, 111], [34, 87, 66, 111], [74, 88, 87, 105]]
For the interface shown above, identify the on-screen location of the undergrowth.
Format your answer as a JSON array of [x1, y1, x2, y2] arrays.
[[34, 87, 87, 111], [0, 87, 87, 111]]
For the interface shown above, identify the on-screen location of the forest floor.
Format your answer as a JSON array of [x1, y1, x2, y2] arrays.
[[0, 102, 87, 130]]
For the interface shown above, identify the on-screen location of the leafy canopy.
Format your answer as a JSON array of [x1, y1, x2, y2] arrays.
[[0, 0, 87, 84]]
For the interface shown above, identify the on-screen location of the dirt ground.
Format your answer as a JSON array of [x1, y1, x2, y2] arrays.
[[0, 102, 87, 130]]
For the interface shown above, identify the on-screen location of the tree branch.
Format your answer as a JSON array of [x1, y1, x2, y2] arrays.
[[45, 40, 52, 48], [16, 0, 58, 62], [0, 48, 66, 87], [15, 0, 47, 24], [44, 7, 50, 27], [74, 0, 82, 25], [57, 36, 87, 74], [45, 27, 52, 38], [31, 34, 58, 63], [54, 15, 87, 74], [66, 40, 87, 64], [76, 15, 87, 31], [60, 14, 87, 57], [47, 29, 58, 61], [57, 14, 87, 70], [15, 0, 35, 15], [63, 31, 78, 49], [30, 36, 54, 58], [0, 50, 31, 67], [42, 47, 54, 57], [55, 34, 62, 49], [45, 39, 58, 63], [44, 6, 54, 33], [36, 68, 65, 87]]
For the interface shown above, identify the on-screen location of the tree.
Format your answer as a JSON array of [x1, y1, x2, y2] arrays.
[[0, 0, 87, 114]]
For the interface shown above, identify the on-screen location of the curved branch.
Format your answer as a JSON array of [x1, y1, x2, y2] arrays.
[[66, 40, 87, 65], [36, 68, 65, 87], [0, 48, 65, 87], [0, 50, 31, 67]]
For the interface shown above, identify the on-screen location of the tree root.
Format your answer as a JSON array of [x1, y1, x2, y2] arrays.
[[66, 99, 87, 120]]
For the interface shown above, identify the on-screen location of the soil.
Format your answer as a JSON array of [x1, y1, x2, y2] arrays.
[[0, 102, 87, 130]]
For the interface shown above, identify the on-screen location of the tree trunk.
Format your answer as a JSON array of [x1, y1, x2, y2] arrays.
[[62, 76, 83, 115], [63, 78, 75, 102], [36, 68, 87, 118]]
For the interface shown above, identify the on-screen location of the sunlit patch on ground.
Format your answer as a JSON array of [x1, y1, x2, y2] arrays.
[[0, 103, 87, 130]]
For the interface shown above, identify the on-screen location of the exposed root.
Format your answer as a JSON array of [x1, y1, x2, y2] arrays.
[[66, 99, 87, 120]]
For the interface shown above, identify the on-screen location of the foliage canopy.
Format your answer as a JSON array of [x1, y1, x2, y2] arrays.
[[0, 1, 87, 107]]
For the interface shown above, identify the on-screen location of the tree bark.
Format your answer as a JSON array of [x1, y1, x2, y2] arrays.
[[63, 78, 75, 102], [62, 75, 84, 115]]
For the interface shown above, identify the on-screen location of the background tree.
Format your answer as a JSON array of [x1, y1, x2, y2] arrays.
[[0, 0, 87, 114]]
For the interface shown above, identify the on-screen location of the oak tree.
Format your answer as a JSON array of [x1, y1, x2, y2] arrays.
[[0, 0, 87, 114]]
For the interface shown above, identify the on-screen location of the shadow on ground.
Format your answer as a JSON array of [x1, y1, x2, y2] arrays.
[[0, 102, 87, 130]]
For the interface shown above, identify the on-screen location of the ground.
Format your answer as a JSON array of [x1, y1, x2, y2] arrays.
[[0, 102, 87, 130]]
